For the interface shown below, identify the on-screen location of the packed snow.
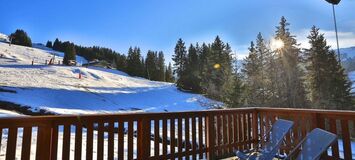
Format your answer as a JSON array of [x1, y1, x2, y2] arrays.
[[0, 109, 22, 117], [0, 42, 219, 115], [0, 33, 9, 43], [32, 43, 88, 65]]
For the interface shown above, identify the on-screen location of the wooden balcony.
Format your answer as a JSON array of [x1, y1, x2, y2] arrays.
[[0, 108, 354, 159]]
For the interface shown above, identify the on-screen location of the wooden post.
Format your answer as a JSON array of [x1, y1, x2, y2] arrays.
[[206, 114, 215, 159], [36, 124, 54, 160], [252, 110, 258, 148], [341, 120, 352, 160], [137, 118, 150, 160]]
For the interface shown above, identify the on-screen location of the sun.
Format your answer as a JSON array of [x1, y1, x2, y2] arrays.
[[270, 38, 284, 51]]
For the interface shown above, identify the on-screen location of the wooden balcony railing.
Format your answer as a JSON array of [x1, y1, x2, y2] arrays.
[[0, 108, 354, 160]]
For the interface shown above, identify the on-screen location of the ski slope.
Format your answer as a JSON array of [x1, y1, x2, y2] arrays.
[[0, 33, 9, 43], [340, 47, 355, 59], [0, 42, 219, 115], [0, 109, 22, 117]]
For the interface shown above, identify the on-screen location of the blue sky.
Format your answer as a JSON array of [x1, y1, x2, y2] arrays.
[[1, 0, 355, 61]]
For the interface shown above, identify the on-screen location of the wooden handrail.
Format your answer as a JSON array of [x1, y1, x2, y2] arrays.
[[0, 107, 353, 159]]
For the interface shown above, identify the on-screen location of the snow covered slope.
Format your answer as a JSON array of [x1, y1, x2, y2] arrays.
[[0, 42, 87, 65], [0, 42, 217, 115], [0, 109, 22, 117], [340, 47, 355, 59], [32, 43, 88, 65], [0, 33, 9, 42]]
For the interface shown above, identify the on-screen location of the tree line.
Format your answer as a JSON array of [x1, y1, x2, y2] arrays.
[[172, 17, 353, 110], [46, 39, 174, 82], [10, 29, 32, 47], [6, 29, 174, 83]]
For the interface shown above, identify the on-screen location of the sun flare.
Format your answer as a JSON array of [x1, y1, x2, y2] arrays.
[[270, 38, 284, 51]]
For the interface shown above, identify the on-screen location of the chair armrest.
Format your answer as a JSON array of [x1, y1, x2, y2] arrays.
[[235, 150, 249, 160], [235, 150, 258, 160]]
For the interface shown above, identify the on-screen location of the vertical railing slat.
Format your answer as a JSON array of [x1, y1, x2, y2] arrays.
[[228, 114, 233, 153], [6, 127, 17, 160], [233, 113, 238, 151], [36, 125, 53, 160], [216, 115, 221, 156], [185, 117, 190, 159], [191, 116, 197, 160], [259, 113, 264, 149], [107, 122, 114, 160], [162, 119, 167, 156], [21, 127, 32, 160], [128, 121, 134, 160], [137, 118, 150, 159], [198, 116, 203, 159], [243, 113, 248, 150], [292, 116, 299, 146], [86, 122, 93, 160], [301, 115, 307, 139], [177, 117, 183, 159], [252, 111, 258, 149], [97, 122, 104, 160], [117, 121, 124, 160], [341, 119, 352, 160], [62, 125, 71, 160], [247, 113, 252, 149], [74, 124, 82, 160], [154, 119, 159, 158], [170, 118, 176, 159], [239, 113, 244, 150], [206, 114, 215, 159], [222, 114, 228, 156], [50, 125, 58, 160], [329, 118, 339, 159]]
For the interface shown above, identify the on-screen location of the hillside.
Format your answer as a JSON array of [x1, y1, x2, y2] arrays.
[[0, 42, 218, 115], [340, 47, 355, 59], [0, 33, 9, 42]]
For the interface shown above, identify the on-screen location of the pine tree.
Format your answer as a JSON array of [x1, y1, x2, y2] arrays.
[[184, 44, 201, 92], [305, 26, 353, 110], [165, 63, 174, 82], [145, 50, 158, 80], [52, 38, 61, 51], [62, 42, 76, 65], [242, 41, 263, 106], [255, 33, 274, 106], [226, 62, 245, 108], [199, 43, 211, 92], [140, 57, 145, 77], [157, 51, 166, 81], [127, 47, 144, 77], [172, 38, 188, 89], [10, 29, 32, 47], [274, 17, 307, 108], [46, 41, 53, 48], [116, 54, 127, 72], [200, 36, 234, 101]]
